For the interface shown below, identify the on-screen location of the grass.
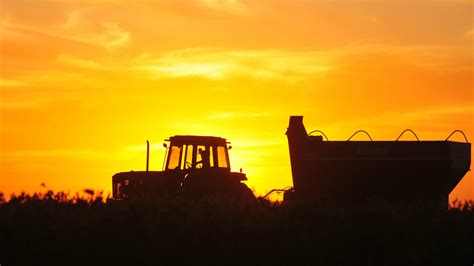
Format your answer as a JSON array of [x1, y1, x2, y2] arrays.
[[0, 190, 473, 266]]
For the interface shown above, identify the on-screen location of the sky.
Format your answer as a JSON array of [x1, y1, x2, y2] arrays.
[[0, 0, 473, 201]]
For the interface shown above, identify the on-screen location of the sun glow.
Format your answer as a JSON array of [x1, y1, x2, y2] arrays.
[[0, 0, 472, 201]]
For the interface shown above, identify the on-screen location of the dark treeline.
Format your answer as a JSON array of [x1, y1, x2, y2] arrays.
[[0, 191, 473, 266]]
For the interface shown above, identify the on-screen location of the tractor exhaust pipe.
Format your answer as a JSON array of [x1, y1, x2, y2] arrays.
[[146, 140, 150, 172]]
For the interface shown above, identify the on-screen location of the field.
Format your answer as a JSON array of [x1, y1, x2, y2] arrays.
[[1, 191, 473, 266]]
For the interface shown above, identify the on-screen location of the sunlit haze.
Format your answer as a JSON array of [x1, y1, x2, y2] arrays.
[[0, 0, 472, 201]]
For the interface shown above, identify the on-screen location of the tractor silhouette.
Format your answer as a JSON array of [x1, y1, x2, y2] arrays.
[[112, 135, 254, 200]]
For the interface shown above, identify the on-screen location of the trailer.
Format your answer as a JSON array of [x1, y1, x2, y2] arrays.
[[284, 116, 471, 208]]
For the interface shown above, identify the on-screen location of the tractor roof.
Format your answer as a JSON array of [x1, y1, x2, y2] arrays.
[[167, 135, 228, 146]]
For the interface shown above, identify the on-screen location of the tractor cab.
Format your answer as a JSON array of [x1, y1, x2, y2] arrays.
[[164, 136, 231, 172]]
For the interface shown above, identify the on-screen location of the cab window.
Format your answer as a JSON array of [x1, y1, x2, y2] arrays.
[[217, 146, 228, 168], [209, 146, 214, 167], [196, 145, 213, 168], [182, 145, 194, 170], [167, 145, 182, 170]]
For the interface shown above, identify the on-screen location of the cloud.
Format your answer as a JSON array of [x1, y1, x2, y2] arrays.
[[34, 0, 124, 3], [46, 44, 469, 83], [139, 62, 229, 79], [57, 54, 102, 69], [0, 79, 28, 87], [0, 98, 51, 109], [197, 0, 246, 13], [0, 8, 130, 50], [136, 48, 335, 80], [61, 10, 79, 29], [55, 20, 131, 49], [132, 44, 472, 81], [94, 23, 130, 49], [58, 8, 131, 48], [0, 15, 31, 41]]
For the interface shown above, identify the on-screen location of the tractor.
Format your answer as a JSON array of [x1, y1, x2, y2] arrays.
[[112, 135, 254, 200]]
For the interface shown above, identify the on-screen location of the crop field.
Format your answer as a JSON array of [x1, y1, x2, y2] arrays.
[[0, 191, 473, 266]]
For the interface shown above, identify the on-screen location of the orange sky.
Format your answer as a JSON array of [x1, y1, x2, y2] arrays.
[[0, 0, 473, 201]]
